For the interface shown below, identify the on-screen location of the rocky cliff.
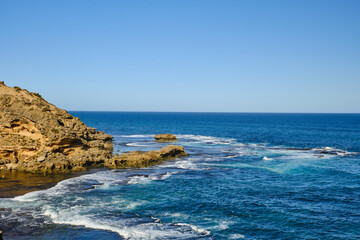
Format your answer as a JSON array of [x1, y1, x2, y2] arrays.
[[0, 82, 113, 173]]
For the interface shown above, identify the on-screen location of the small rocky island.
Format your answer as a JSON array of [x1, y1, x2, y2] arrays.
[[0, 82, 187, 173], [154, 133, 178, 142]]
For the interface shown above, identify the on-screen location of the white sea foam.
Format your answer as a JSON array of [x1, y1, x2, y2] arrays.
[[117, 134, 154, 138], [14, 177, 86, 202], [43, 204, 202, 239], [126, 171, 178, 184], [126, 142, 151, 147], [312, 146, 355, 156], [14, 170, 122, 202], [13, 167, 183, 204], [266, 146, 357, 158], [174, 160, 200, 170], [262, 156, 273, 161], [174, 223, 211, 235], [215, 221, 231, 230], [127, 175, 151, 185], [117, 134, 237, 146], [220, 154, 240, 159], [229, 233, 245, 239], [160, 171, 179, 180], [12, 133, 356, 240], [163, 211, 191, 219], [177, 134, 235, 145], [125, 201, 147, 210]]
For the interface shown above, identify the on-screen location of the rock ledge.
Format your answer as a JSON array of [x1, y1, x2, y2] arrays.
[[107, 145, 187, 168], [154, 133, 178, 142]]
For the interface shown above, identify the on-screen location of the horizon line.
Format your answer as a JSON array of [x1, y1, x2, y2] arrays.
[[66, 110, 360, 114]]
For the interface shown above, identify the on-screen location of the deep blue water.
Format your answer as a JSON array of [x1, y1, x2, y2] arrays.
[[1, 112, 360, 239]]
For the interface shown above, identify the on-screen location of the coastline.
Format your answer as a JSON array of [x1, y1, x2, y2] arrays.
[[1, 113, 360, 239], [0, 141, 185, 198], [0, 168, 107, 198]]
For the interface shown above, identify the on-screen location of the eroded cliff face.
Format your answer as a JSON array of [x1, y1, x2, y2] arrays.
[[0, 82, 113, 173]]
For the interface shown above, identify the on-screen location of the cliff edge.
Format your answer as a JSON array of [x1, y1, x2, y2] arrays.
[[0, 82, 113, 173]]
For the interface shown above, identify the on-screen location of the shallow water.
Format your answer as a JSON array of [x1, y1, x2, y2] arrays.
[[1, 112, 360, 239]]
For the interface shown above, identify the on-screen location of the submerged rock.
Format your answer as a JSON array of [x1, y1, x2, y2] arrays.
[[106, 145, 187, 168], [0, 82, 113, 173], [154, 133, 178, 142]]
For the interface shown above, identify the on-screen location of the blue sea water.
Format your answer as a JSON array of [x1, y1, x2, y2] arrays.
[[1, 112, 360, 239]]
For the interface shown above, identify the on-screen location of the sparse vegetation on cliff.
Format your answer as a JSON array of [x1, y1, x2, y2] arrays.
[[0, 82, 114, 173], [0, 82, 188, 173]]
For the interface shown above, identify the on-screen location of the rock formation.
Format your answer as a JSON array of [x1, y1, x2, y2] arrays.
[[0, 82, 113, 173], [154, 133, 178, 142], [0, 82, 188, 174], [106, 145, 187, 168]]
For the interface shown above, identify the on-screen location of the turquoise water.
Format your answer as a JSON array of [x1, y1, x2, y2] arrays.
[[1, 112, 360, 239]]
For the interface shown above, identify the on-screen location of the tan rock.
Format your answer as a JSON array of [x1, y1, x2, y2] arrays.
[[106, 145, 187, 168], [154, 133, 178, 142], [0, 82, 113, 173]]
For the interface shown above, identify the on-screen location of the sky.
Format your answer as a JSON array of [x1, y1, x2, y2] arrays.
[[1, 0, 359, 113]]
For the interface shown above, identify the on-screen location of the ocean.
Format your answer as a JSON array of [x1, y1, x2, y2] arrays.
[[1, 112, 360, 239]]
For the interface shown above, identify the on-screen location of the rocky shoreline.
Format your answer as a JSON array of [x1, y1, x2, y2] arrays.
[[0, 82, 113, 173], [0, 83, 188, 198]]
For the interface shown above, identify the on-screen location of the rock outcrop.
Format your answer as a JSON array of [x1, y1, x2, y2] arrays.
[[0, 82, 113, 173], [106, 145, 187, 168], [154, 133, 178, 142]]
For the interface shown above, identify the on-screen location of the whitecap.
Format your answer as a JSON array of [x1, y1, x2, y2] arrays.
[[160, 171, 179, 180], [117, 134, 154, 138], [174, 160, 201, 170], [43, 205, 203, 239], [126, 142, 152, 147], [262, 156, 273, 161], [174, 223, 211, 236], [229, 233, 245, 239], [177, 134, 235, 145]]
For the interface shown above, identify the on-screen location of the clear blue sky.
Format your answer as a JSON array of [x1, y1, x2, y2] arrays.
[[1, 0, 359, 113]]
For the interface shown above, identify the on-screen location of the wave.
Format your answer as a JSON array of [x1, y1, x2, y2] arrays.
[[117, 134, 155, 138], [177, 134, 236, 145], [11, 168, 207, 239], [14, 169, 183, 203], [127, 172, 177, 184], [219, 154, 241, 159], [13, 176, 98, 202], [229, 233, 246, 239], [126, 142, 152, 147], [312, 146, 357, 156], [268, 146, 358, 158], [43, 205, 203, 239], [9, 132, 359, 240], [174, 223, 210, 236], [117, 133, 357, 159]]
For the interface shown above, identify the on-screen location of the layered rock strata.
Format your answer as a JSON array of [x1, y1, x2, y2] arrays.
[[0, 83, 188, 174], [106, 145, 187, 168], [0, 82, 113, 173]]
